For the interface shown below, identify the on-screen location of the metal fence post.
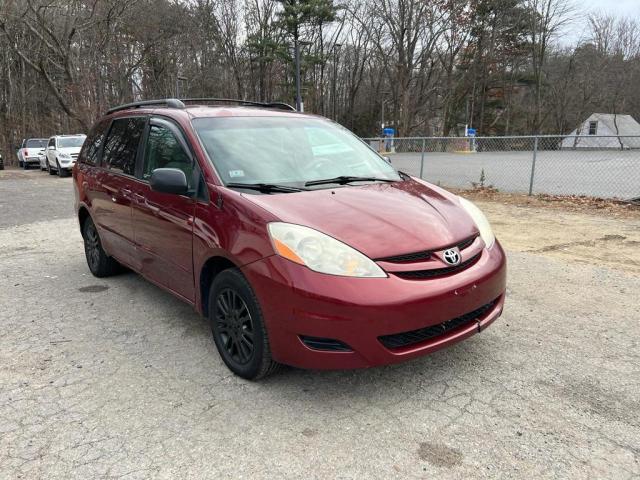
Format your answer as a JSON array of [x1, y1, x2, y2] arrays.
[[419, 138, 426, 179], [529, 136, 539, 196]]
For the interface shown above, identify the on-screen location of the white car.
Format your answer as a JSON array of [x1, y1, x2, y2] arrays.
[[45, 134, 86, 177], [17, 138, 48, 169]]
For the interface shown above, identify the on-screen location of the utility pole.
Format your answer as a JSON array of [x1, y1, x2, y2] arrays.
[[294, 39, 302, 112], [332, 43, 342, 121], [294, 40, 312, 112]]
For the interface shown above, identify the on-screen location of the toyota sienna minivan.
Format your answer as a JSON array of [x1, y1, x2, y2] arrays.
[[73, 98, 506, 379]]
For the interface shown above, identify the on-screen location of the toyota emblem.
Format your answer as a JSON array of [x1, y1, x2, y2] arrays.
[[442, 247, 461, 266]]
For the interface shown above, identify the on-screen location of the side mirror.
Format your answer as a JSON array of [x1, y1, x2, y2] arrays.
[[383, 156, 392, 164], [150, 168, 189, 195]]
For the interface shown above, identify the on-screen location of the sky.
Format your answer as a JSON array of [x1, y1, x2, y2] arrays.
[[579, 0, 639, 16], [562, 0, 640, 45]]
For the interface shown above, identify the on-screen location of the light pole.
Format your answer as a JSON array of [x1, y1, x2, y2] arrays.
[[294, 39, 302, 111], [332, 43, 342, 121], [380, 92, 391, 133], [294, 40, 312, 112]]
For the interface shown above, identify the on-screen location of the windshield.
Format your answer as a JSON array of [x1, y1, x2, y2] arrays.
[[57, 136, 86, 148], [26, 139, 47, 148], [192, 117, 400, 187]]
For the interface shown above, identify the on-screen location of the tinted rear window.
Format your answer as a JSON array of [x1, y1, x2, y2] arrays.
[[102, 117, 146, 175], [26, 139, 47, 148], [79, 122, 109, 166]]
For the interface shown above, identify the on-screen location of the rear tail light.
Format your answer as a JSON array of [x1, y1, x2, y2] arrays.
[[24, 149, 29, 157]]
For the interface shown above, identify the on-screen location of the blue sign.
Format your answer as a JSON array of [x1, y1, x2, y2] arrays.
[[467, 128, 477, 137], [383, 127, 395, 136]]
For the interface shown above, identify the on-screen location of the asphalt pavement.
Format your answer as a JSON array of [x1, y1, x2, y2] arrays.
[[1, 170, 638, 479]]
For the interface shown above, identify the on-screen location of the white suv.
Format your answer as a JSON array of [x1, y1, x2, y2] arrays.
[[45, 134, 86, 177]]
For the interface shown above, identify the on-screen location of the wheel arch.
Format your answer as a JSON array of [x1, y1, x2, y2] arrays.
[[199, 256, 238, 317], [78, 206, 91, 235]]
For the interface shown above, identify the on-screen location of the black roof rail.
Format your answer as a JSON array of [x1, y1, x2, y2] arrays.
[[106, 98, 185, 115], [106, 98, 296, 115], [180, 98, 296, 111]]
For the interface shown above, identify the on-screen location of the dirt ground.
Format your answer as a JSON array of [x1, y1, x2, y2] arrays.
[[1, 170, 639, 479], [462, 190, 640, 276]]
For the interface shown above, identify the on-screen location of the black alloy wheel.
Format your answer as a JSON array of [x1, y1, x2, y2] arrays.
[[215, 288, 255, 366], [82, 216, 120, 277], [209, 269, 279, 380]]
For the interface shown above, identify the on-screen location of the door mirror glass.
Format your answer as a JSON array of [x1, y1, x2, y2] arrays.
[[150, 168, 189, 195]]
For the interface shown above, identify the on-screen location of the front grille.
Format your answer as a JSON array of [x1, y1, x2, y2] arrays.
[[300, 335, 352, 352], [378, 299, 498, 349], [457, 235, 477, 251], [377, 250, 432, 263], [394, 253, 481, 279], [376, 235, 477, 264]]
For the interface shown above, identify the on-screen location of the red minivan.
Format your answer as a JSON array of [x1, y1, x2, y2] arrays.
[[74, 99, 506, 379]]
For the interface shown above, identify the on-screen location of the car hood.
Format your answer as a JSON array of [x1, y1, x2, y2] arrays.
[[243, 178, 478, 259], [58, 147, 82, 154]]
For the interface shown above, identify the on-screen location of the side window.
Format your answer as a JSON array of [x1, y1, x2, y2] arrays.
[[143, 123, 193, 187], [48, 138, 55, 148], [80, 120, 109, 166], [102, 117, 145, 175]]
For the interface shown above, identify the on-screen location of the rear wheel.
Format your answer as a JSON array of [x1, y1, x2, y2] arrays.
[[47, 161, 55, 175], [18, 160, 23, 168], [209, 269, 279, 380], [23, 161, 29, 170], [82, 216, 120, 277]]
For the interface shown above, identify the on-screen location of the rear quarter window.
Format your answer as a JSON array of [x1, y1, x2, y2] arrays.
[[79, 121, 109, 166], [101, 117, 146, 175]]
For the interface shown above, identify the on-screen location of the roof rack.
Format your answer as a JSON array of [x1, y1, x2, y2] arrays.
[[181, 98, 296, 112], [106, 98, 296, 115]]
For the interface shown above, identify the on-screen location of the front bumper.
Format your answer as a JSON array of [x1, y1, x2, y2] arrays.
[[58, 159, 76, 170], [242, 241, 507, 369]]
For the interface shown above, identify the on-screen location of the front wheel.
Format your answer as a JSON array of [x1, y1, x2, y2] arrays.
[[57, 161, 68, 177], [82, 216, 120, 277], [209, 269, 279, 380], [47, 161, 55, 175]]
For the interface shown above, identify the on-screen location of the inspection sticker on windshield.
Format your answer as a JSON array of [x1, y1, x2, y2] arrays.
[[229, 170, 245, 178]]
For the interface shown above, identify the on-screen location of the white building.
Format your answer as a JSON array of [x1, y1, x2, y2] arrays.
[[561, 113, 640, 149]]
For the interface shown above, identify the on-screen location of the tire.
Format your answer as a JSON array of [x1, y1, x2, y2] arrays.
[[209, 269, 279, 380], [82, 216, 120, 277], [23, 161, 29, 170], [57, 161, 68, 177], [18, 160, 23, 168], [47, 161, 55, 175]]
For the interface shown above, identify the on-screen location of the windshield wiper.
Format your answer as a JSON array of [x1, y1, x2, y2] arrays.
[[226, 182, 304, 193], [305, 176, 397, 187]]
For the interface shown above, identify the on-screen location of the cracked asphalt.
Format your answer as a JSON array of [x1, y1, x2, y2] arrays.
[[1, 170, 639, 479]]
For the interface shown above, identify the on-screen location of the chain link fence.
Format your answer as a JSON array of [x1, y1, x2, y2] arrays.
[[363, 135, 640, 200]]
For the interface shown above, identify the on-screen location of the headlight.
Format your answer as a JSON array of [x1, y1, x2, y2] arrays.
[[268, 222, 387, 278], [458, 197, 495, 248]]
